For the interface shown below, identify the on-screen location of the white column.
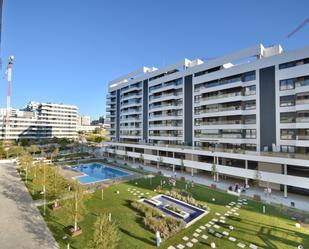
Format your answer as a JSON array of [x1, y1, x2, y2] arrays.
[[172, 164, 175, 172], [284, 164, 287, 198], [245, 160, 248, 185], [191, 167, 194, 177]]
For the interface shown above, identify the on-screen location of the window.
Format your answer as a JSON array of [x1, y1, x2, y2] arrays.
[[280, 129, 295, 140], [280, 112, 296, 123], [242, 71, 256, 82], [280, 78, 295, 91], [279, 57, 309, 70], [280, 95, 295, 107], [244, 85, 256, 96], [281, 145, 295, 153], [245, 129, 256, 139]]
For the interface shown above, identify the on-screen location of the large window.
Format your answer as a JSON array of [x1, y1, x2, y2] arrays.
[[280, 78, 296, 91], [280, 95, 295, 107], [279, 57, 309, 70]]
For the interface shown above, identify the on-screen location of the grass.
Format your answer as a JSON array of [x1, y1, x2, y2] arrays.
[[37, 175, 309, 249]]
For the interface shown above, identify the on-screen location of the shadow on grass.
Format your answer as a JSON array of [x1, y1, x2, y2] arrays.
[[119, 227, 155, 245]]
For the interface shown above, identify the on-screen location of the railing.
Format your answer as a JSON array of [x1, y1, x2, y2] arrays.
[[149, 103, 182, 110], [296, 135, 309, 140], [149, 93, 181, 101]]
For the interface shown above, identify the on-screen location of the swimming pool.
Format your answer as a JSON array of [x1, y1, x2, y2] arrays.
[[72, 163, 129, 184]]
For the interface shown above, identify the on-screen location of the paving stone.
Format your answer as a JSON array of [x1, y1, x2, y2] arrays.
[[215, 212, 221, 216], [176, 244, 185, 249], [196, 228, 202, 233], [237, 242, 246, 248], [208, 229, 215, 234], [229, 237, 236, 242], [146, 192, 149, 194], [215, 233, 223, 238], [243, 202, 248, 205], [226, 205, 231, 208], [213, 224, 220, 229], [227, 211, 232, 214], [200, 225, 206, 230], [206, 223, 211, 227], [193, 233, 199, 237], [223, 231, 229, 236], [220, 220, 226, 223], [224, 213, 230, 216], [234, 213, 240, 216], [229, 225, 234, 230], [249, 244, 258, 249], [209, 221, 215, 225], [186, 242, 193, 248], [182, 236, 189, 241], [133, 193, 137, 195], [220, 216, 226, 220], [167, 246, 176, 249], [212, 218, 218, 222], [202, 234, 208, 240], [191, 238, 198, 243]]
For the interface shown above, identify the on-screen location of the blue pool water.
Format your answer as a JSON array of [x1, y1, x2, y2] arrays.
[[72, 163, 129, 184]]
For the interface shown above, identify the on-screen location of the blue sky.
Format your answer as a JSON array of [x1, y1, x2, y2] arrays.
[[1, 0, 308, 119]]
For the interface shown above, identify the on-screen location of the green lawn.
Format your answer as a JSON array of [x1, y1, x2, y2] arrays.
[[39, 176, 309, 249]]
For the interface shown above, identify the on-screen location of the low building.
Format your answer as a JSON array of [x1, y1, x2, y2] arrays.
[[0, 101, 78, 140]]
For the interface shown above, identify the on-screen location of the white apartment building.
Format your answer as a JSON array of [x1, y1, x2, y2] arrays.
[[105, 44, 309, 197], [78, 115, 91, 126], [0, 101, 78, 140]]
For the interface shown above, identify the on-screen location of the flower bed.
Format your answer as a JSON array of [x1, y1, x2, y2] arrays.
[[163, 204, 189, 219]]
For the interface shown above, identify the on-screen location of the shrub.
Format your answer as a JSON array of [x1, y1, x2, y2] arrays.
[[131, 200, 185, 240], [165, 189, 208, 210]]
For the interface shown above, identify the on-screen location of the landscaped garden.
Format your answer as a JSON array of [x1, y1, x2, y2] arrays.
[[28, 167, 309, 249]]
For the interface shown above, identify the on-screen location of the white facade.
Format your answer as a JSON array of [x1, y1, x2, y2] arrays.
[[105, 44, 309, 196], [0, 102, 78, 140], [78, 115, 91, 126]]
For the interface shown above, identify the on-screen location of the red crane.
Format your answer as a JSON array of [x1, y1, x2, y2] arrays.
[[287, 18, 309, 38]]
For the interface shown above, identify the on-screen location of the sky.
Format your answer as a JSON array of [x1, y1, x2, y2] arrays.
[[1, 0, 308, 119]]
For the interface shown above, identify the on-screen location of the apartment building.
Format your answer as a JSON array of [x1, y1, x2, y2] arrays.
[[0, 101, 78, 140], [105, 44, 309, 197]]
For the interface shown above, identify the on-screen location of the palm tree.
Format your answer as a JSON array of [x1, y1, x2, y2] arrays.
[[88, 213, 119, 249]]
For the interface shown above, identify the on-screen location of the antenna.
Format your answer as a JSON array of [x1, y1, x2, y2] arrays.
[[5, 55, 14, 140], [287, 18, 309, 38]]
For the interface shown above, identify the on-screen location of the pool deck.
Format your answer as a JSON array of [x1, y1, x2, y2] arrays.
[[59, 166, 84, 179]]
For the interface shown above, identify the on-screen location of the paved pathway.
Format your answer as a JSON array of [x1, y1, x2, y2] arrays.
[[0, 161, 59, 249], [112, 158, 309, 212]]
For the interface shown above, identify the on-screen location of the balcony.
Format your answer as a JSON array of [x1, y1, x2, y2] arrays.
[[297, 135, 309, 140], [149, 103, 182, 111]]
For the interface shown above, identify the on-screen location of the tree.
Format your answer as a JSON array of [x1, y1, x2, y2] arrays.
[[64, 180, 87, 232], [18, 152, 33, 184], [157, 156, 163, 169], [50, 147, 59, 163], [34, 162, 51, 215], [211, 163, 217, 181], [28, 144, 39, 157], [253, 170, 262, 187], [46, 166, 67, 208], [88, 213, 119, 249], [180, 159, 185, 172], [139, 153, 144, 165]]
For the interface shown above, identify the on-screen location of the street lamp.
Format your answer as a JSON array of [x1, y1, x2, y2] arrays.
[[62, 235, 70, 249]]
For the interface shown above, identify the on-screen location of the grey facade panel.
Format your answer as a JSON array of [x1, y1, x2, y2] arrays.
[[116, 89, 120, 141], [184, 75, 193, 146], [259, 66, 276, 151], [143, 80, 148, 142]]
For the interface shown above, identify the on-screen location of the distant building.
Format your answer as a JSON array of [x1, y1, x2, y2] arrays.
[[78, 115, 91, 126], [0, 101, 78, 140], [91, 116, 105, 125]]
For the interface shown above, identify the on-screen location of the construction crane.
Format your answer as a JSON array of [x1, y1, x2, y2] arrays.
[[287, 18, 309, 38], [5, 55, 14, 140]]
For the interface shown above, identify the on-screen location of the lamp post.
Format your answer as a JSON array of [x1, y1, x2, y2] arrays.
[[62, 235, 70, 249]]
